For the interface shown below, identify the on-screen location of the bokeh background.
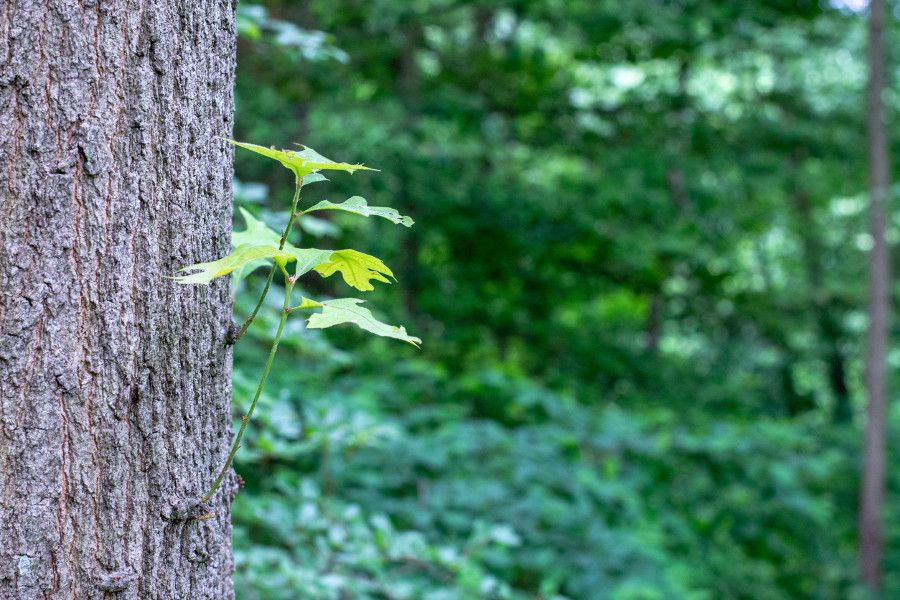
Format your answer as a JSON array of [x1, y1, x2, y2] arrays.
[[227, 1, 899, 598]]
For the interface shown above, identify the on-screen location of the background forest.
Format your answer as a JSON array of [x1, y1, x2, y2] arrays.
[[227, 1, 899, 598]]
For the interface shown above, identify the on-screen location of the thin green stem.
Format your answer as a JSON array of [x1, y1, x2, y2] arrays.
[[277, 260, 291, 281], [206, 178, 306, 501], [203, 280, 295, 502], [231, 265, 276, 344], [229, 180, 302, 344], [279, 183, 303, 247], [276, 180, 303, 262]]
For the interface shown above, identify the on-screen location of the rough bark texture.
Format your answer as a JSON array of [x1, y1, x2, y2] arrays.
[[0, 1, 236, 598], [861, 0, 889, 589]]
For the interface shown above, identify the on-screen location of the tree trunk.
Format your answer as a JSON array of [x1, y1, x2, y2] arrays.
[[788, 169, 852, 422], [0, 1, 236, 598], [861, 0, 890, 589]]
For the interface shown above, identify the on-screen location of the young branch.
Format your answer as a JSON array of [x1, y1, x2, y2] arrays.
[[203, 278, 296, 503], [207, 178, 307, 498], [229, 265, 276, 344], [228, 179, 303, 345]]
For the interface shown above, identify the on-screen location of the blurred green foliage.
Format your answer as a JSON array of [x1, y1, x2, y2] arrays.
[[229, 1, 900, 598]]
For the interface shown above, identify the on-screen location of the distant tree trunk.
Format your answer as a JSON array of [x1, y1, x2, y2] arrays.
[[0, 2, 236, 599], [645, 293, 662, 353], [861, 0, 890, 589], [827, 340, 853, 423], [788, 168, 852, 422]]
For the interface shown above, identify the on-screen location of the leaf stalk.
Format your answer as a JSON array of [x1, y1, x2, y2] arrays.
[[230, 181, 303, 344], [202, 277, 295, 503], [204, 179, 303, 501]]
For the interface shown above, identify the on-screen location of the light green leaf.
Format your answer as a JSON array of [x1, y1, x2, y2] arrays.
[[286, 247, 335, 277], [174, 244, 293, 285], [297, 297, 324, 309], [292, 145, 372, 174], [303, 196, 414, 227], [313, 249, 394, 292], [178, 208, 337, 283], [306, 298, 421, 346], [230, 208, 285, 280], [289, 297, 324, 313], [228, 140, 376, 180], [302, 172, 328, 187], [232, 208, 335, 278], [232, 207, 283, 248], [232, 257, 271, 282]]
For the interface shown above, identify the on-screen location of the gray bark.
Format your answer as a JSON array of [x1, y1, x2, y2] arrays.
[[0, 1, 236, 598], [861, 0, 890, 589]]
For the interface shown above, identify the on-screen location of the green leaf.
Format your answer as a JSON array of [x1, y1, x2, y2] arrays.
[[288, 297, 324, 313], [313, 249, 394, 292], [303, 196, 414, 227], [286, 247, 335, 277], [292, 145, 372, 174], [232, 208, 335, 278], [230, 208, 286, 280], [232, 207, 283, 248], [232, 257, 271, 282], [174, 244, 293, 284], [178, 209, 337, 283], [302, 172, 328, 187], [306, 298, 421, 346], [228, 140, 376, 180]]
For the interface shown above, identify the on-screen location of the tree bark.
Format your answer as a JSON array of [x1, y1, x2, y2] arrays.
[[0, 1, 236, 598], [861, 0, 890, 589]]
